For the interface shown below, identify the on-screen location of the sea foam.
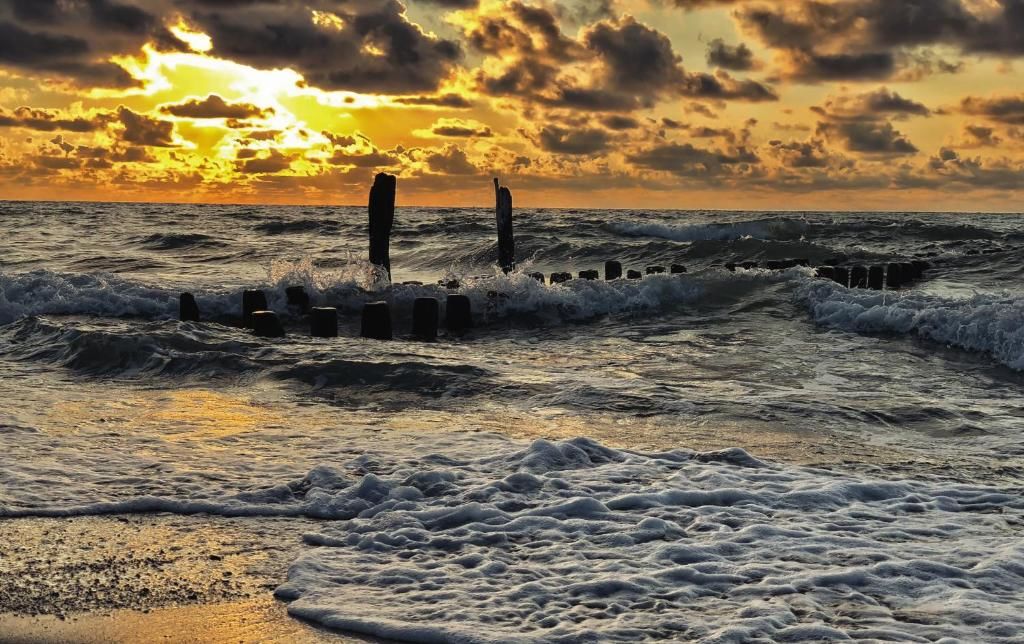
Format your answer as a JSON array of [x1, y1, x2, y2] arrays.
[[2, 435, 1020, 641], [798, 279, 1024, 370]]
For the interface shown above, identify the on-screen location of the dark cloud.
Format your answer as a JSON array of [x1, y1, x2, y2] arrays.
[[960, 94, 1024, 125], [394, 93, 474, 108], [236, 149, 293, 174], [430, 119, 493, 137], [537, 126, 611, 155], [117, 107, 177, 147], [160, 95, 272, 119], [425, 145, 477, 174], [626, 142, 757, 177], [0, 106, 112, 132], [816, 119, 918, 156], [706, 38, 758, 71], [601, 115, 640, 130]]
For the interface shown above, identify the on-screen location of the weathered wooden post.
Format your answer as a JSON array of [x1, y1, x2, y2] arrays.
[[252, 311, 285, 338], [671, 264, 687, 274], [605, 261, 622, 281], [446, 294, 473, 333], [834, 266, 850, 288], [494, 178, 514, 274], [646, 265, 666, 275], [369, 173, 397, 280], [886, 263, 902, 289], [551, 272, 572, 284], [579, 270, 599, 280], [180, 293, 199, 322], [816, 266, 836, 281], [242, 290, 268, 328], [529, 272, 546, 283], [868, 266, 885, 290], [310, 307, 338, 338], [361, 301, 393, 340], [900, 262, 915, 283], [850, 266, 868, 289], [627, 269, 642, 280], [412, 297, 439, 341]]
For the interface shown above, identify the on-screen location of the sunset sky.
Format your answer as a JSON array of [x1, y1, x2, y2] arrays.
[[1, 0, 1023, 210]]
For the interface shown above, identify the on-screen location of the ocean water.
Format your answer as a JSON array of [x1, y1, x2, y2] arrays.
[[1, 201, 1023, 641]]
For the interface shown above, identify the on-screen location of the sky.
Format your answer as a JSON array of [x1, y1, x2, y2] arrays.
[[0, 0, 1023, 210]]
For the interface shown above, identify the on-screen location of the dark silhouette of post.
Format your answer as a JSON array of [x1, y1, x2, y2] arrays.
[[361, 301, 393, 340], [579, 270, 599, 280], [243, 290, 268, 328], [834, 267, 849, 288], [627, 270, 642, 280], [671, 264, 687, 274], [310, 307, 338, 338], [816, 266, 835, 281], [180, 293, 199, 322], [446, 294, 473, 333], [850, 266, 868, 289], [886, 263, 902, 289], [412, 297, 440, 341], [369, 173, 397, 279], [252, 311, 285, 338], [494, 178, 514, 274], [605, 261, 622, 281], [868, 266, 884, 290]]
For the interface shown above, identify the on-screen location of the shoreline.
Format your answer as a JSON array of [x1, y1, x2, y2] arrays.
[[0, 597, 383, 644]]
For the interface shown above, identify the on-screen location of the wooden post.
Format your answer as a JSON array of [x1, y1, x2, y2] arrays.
[[361, 301, 393, 340], [627, 270, 642, 280], [886, 263, 902, 289], [179, 293, 199, 322], [834, 266, 850, 288], [369, 173, 397, 280], [242, 290, 268, 329], [868, 266, 885, 290], [579, 270, 599, 280], [494, 178, 514, 274], [850, 266, 868, 289], [310, 307, 338, 338], [671, 264, 687, 274], [252, 311, 285, 338], [816, 266, 836, 280], [412, 297, 439, 341], [646, 265, 666, 275], [605, 261, 622, 281], [445, 295, 473, 333]]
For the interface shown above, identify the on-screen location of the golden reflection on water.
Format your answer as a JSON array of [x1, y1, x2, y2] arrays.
[[50, 389, 285, 442]]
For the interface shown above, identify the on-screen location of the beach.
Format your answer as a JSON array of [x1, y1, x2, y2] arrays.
[[2, 203, 1023, 641]]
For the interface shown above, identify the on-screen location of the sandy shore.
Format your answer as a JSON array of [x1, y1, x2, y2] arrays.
[[0, 515, 384, 643], [0, 598, 380, 643]]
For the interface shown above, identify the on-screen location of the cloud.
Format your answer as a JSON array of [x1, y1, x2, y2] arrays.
[[425, 118, 493, 138], [960, 94, 1024, 125], [160, 95, 272, 120], [0, 106, 112, 132], [537, 126, 611, 155], [706, 39, 759, 71], [425, 145, 478, 174], [117, 107, 177, 147], [394, 93, 474, 108], [236, 149, 293, 174]]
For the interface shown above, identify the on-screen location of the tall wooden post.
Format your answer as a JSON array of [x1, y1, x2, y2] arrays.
[[494, 178, 514, 274], [369, 173, 397, 280]]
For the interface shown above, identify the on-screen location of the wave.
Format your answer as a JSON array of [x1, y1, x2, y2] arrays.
[[797, 278, 1024, 370], [2, 436, 1020, 642], [254, 219, 342, 235], [137, 232, 227, 250], [607, 218, 810, 243]]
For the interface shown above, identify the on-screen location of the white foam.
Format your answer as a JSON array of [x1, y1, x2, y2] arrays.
[[797, 279, 1024, 370], [264, 438, 1024, 642]]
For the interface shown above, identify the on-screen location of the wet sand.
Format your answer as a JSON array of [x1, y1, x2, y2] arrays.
[[0, 515, 384, 643]]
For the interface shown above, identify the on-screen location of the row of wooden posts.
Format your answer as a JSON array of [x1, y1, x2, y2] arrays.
[[178, 173, 931, 340]]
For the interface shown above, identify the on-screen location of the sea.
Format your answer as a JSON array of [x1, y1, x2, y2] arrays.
[[1, 201, 1023, 642]]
